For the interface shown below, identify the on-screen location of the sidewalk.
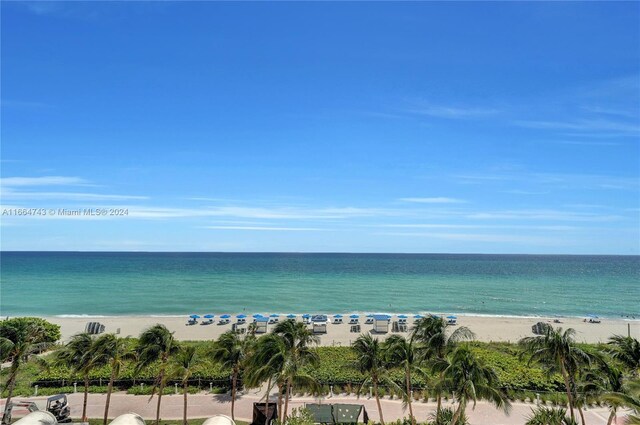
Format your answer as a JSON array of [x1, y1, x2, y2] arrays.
[[2, 388, 621, 425]]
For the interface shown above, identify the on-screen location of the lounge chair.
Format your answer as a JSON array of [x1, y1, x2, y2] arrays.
[[186, 319, 197, 326], [332, 317, 343, 324], [364, 317, 374, 324]]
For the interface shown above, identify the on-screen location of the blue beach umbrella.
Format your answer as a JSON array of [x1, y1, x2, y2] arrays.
[[447, 315, 457, 319], [398, 314, 408, 319], [252, 314, 264, 318], [220, 314, 231, 319], [190, 314, 200, 319], [302, 314, 311, 319], [287, 314, 296, 319], [333, 314, 343, 318], [236, 314, 247, 319], [204, 314, 214, 319], [349, 314, 359, 318], [366, 314, 374, 318], [270, 314, 280, 318], [413, 314, 424, 319]]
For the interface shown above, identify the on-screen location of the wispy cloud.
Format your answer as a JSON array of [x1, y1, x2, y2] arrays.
[[466, 209, 622, 222], [514, 119, 640, 134], [203, 226, 327, 231], [1, 189, 148, 202], [377, 232, 563, 245], [399, 197, 467, 204], [408, 103, 499, 119], [0, 176, 89, 187]]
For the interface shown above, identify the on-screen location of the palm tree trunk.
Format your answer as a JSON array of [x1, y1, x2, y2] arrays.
[[577, 405, 586, 425], [405, 367, 414, 425], [561, 364, 575, 422], [103, 364, 117, 425], [436, 371, 444, 417], [283, 380, 292, 422], [606, 409, 616, 425], [183, 380, 188, 425], [82, 374, 90, 422], [374, 380, 385, 425], [156, 368, 165, 425], [231, 370, 238, 420], [1, 363, 19, 425], [451, 399, 465, 425], [277, 383, 284, 423]]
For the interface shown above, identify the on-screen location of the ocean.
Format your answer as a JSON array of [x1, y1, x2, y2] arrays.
[[0, 252, 638, 319]]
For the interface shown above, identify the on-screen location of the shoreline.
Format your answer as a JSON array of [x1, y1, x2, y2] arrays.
[[27, 314, 640, 345]]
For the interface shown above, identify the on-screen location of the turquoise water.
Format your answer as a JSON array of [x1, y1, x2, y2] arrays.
[[0, 252, 638, 318]]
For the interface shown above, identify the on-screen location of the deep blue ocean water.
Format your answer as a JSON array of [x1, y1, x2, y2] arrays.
[[1, 252, 638, 318]]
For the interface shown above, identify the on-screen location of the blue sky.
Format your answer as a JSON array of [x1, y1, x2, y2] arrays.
[[1, 2, 639, 254]]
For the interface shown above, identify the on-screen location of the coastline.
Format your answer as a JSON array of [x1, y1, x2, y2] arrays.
[[35, 314, 640, 345]]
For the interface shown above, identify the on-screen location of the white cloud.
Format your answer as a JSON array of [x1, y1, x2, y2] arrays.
[[399, 197, 467, 204], [1, 189, 148, 201], [409, 104, 499, 119], [203, 226, 327, 231], [0, 176, 89, 187]]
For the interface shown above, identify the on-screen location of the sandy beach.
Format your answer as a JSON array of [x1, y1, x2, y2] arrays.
[[41, 315, 639, 345]]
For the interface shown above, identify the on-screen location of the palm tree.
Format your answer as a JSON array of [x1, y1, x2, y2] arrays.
[[520, 327, 591, 423], [602, 378, 640, 425], [384, 335, 424, 425], [136, 324, 179, 425], [170, 345, 198, 425], [353, 334, 398, 425], [0, 320, 51, 425], [435, 345, 511, 425], [608, 336, 640, 376], [525, 406, 577, 425], [244, 333, 286, 413], [580, 360, 625, 425], [54, 333, 96, 422], [410, 315, 475, 416], [271, 320, 320, 422], [92, 334, 135, 425], [210, 331, 253, 420]]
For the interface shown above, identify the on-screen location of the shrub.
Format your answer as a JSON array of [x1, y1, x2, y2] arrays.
[[427, 407, 468, 425], [0, 317, 61, 344]]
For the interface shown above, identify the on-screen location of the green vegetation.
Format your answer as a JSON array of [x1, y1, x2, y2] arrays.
[[3, 317, 640, 425]]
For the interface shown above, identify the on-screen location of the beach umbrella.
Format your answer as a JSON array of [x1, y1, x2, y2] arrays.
[[447, 315, 457, 319], [252, 314, 264, 318], [269, 314, 279, 318], [366, 314, 374, 318], [413, 314, 423, 319], [286, 314, 296, 319], [220, 314, 231, 319], [302, 314, 311, 319], [204, 314, 214, 319], [398, 314, 408, 319], [333, 314, 343, 318], [236, 314, 247, 319], [349, 314, 359, 318], [190, 314, 200, 319]]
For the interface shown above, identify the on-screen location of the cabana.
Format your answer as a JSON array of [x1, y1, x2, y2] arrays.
[[312, 314, 328, 334], [372, 314, 390, 333], [254, 316, 268, 334]]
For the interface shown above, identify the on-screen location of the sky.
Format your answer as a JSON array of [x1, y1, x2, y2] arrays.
[[1, 1, 639, 254]]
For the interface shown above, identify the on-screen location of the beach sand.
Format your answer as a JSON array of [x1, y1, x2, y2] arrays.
[[42, 315, 639, 345]]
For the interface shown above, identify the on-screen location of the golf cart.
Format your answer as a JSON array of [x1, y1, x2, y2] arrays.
[[46, 394, 72, 423]]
